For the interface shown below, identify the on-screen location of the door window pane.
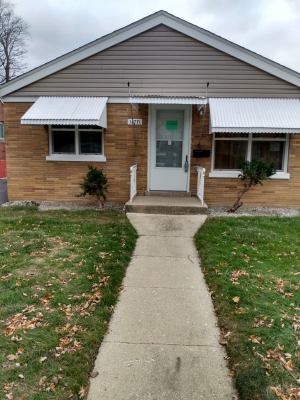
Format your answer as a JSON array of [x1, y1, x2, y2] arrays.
[[252, 141, 284, 170], [52, 131, 75, 154], [156, 141, 183, 167], [156, 110, 184, 141], [156, 110, 184, 168], [214, 140, 247, 169], [79, 131, 102, 154]]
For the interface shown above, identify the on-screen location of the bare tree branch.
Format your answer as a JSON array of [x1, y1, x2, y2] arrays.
[[0, 0, 29, 82]]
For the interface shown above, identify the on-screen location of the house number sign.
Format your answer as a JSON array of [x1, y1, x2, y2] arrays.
[[128, 118, 143, 126]]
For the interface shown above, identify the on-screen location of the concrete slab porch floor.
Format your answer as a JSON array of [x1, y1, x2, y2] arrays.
[[88, 214, 235, 400], [125, 195, 208, 215]]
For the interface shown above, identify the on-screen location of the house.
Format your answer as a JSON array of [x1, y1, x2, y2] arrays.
[[0, 10, 300, 209]]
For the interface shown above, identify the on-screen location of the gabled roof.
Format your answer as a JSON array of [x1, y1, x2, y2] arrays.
[[0, 10, 299, 97]]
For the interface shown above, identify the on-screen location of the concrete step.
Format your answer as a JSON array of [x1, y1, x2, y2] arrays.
[[145, 191, 191, 197], [125, 195, 208, 215]]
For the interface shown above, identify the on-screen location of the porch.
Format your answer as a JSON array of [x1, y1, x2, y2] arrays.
[[125, 194, 208, 215], [126, 161, 207, 214]]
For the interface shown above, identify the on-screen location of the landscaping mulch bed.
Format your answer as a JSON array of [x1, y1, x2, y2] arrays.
[[208, 206, 300, 217]]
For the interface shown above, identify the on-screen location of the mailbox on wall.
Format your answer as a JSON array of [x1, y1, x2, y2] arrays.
[[192, 149, 211, 158]]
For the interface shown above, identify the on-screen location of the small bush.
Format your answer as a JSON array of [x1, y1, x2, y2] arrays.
[[79, 166, 108, 208], [228, 159, 275, 212]]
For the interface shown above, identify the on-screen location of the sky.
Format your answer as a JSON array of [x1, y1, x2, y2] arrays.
[[12, 0, 300, 74]]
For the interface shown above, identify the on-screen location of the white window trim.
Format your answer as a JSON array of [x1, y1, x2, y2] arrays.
[[46, 125, 106, 162], [209, 133, 290, 180]]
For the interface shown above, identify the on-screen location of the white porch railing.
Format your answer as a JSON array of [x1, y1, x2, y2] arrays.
[[196, 166, 206, 206], [129, 164, 137, 202]]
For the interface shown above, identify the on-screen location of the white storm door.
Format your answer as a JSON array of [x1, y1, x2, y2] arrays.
[[149, 105, 191, 191]]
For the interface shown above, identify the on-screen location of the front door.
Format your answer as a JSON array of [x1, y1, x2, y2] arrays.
[[149, 105, 191, 191]]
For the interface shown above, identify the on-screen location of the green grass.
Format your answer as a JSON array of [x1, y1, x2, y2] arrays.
[[0, 207, 137, 399], [195, 217, 300, 400]]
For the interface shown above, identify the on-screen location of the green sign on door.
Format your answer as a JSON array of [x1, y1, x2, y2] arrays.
[[165, 120, 178, 131]]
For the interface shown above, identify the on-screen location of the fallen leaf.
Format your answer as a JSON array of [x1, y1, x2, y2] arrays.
[[289, 388, 300, 398], [11, 336, 22, 342], [4, 306, 44, 336], [232, 296, 240, 303], [98, 252, 110, 258], [271, 386, 288, 400], [7, 354, 18, 361], [292, 315, 300, 331], [249, 335, 264, 344], [3, 383, 13, 392], [46, 382, 56, 392], [284, 359, 294, 371], [253, 317, 273, 328], [79, 387, 86, 399], [99, 276, 110, 286], [219, 329, 231, 346], [230, 270, 249, 284], [39, 376, 47, 386], [271, 386, 300, 400]]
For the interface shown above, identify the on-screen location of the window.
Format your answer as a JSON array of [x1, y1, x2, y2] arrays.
[[52, 129, 75, 154], [214, 140, 247, 169], [252, 141, 284, 170], [47, 125, 106, 162], [210, 133, 289, 179], [79, 129, 102, 155], [0, 123, 4, 141]]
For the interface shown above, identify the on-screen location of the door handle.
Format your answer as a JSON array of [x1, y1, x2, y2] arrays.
[[184, 155, 189, 172]]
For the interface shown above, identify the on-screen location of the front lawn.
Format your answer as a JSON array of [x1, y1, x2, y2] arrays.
[[0, 207, 137, 400], [195, 217, 300, 400]]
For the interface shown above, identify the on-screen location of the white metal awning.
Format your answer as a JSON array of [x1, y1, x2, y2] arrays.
[[209, 98, 300, 134], [21, 96, 108, 127], [130, 96, 207, 105]]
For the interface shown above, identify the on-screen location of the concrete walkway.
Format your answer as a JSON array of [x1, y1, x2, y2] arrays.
[[88, 214, 235, 400]]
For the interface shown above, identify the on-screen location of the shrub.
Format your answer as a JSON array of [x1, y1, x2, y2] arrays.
[[228, 159, 275, 212], [79, 166, 108, 208]]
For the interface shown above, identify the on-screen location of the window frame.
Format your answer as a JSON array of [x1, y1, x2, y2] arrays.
[[46, 125, 106, 162], [209, 132, 290, 179], [0, 123, 4, 141]]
